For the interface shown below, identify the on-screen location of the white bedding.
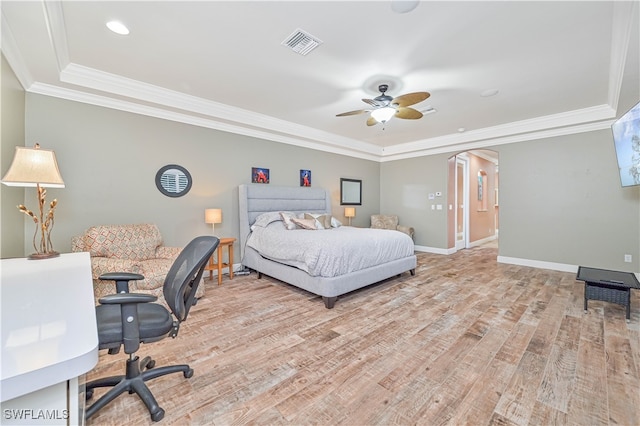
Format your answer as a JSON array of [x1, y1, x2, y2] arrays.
[[246, 212, 415, 277]]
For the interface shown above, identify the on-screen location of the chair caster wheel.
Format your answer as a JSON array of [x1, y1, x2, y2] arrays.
[[151, 408, 165, 422], [85, 389, 93, 400], [184, 368, 194, 378], [140, 356, 155, 370]]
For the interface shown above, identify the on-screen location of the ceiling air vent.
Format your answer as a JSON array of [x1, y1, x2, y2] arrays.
[[282, 28, 322, 56]]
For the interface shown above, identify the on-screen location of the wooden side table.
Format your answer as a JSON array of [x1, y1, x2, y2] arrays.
[[204, 237, 236, 285]]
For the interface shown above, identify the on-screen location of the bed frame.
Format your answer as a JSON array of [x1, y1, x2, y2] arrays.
[[238, 184, 417, 308]]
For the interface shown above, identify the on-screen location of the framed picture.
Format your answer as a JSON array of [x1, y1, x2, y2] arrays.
[[300, 169, 311, 187], [252, 167, 269, 184], [340, 178, 362, 205]]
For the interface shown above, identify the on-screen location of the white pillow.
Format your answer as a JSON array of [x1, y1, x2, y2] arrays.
[[251, 212, 283, 230]]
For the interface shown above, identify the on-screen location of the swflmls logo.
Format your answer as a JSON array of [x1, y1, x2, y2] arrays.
[[3, 409, 69, 420]]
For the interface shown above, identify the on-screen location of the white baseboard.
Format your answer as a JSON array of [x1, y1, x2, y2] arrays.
[[414, 245, 456, 255], [469, 235, 497, 248], [497, 256, 578, 273]]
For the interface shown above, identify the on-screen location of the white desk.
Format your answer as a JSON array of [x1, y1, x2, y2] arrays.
[[0, 253, 98, 424]]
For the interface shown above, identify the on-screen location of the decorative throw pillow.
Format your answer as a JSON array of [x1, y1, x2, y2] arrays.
[[280, 211, 297, 230], [291, 217, 317, 230], [317, 214, 333, 229], [304, 213, 331, 229], [330, 217, 342, 228]]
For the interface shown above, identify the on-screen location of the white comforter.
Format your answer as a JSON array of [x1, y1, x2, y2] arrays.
[[247, 213, 415, 277]]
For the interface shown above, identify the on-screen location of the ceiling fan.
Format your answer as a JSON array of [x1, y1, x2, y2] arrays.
[[336, 84, 430, 126]]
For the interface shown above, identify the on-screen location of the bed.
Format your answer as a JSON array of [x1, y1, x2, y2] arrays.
[[238, 184, 417, 308]]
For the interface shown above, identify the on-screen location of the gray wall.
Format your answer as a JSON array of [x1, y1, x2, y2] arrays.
[[497, 130, 639, 272], [22, 93, 380, 259], [1, 55, 26, 258], [380, 154, 450, 248], [381, 130, 640, 273]]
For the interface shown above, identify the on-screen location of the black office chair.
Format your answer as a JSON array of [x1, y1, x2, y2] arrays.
[[85, 235, 219, 422]]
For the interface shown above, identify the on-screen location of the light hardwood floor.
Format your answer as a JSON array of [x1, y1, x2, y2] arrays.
[[85, 246, 640, 425]]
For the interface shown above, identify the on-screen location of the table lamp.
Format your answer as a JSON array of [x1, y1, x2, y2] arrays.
[[344, 207, 356, 226], [1, 143, 65, 259], [205, 208, 222, 236]]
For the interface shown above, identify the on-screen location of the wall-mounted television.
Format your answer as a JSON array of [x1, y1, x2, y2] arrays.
[[611, 100, 640, 187]]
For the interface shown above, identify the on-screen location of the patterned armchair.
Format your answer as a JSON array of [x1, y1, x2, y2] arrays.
[[71, 223, 205, 306], [370, 215, 415, 240]]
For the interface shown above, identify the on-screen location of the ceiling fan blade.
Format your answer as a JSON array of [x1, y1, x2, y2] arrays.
[[362, 98, 386, 108], [395, 107, 423, 120], [366, 116, 379, 126], [336, 109, 370, 117], [392, 92, 430, 107]]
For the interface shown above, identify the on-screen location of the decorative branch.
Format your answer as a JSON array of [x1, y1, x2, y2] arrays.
[[17, 189, 59, 255], [18, 204, 39, 253], [44, 199, 57, 252]]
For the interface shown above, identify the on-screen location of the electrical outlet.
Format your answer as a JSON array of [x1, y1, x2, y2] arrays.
[[624, 254, 632, 263]]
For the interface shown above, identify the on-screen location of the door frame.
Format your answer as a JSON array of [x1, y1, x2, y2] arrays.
[[455, 154, 470, 250]]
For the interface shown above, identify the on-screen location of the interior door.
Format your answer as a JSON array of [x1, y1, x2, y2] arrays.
[[455, 156, 469, 250]]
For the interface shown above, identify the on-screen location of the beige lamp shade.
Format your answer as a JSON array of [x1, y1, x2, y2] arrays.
[[1, 145, 65, 188], [344, 207, 356, 218], [205, 208, 222, 224]]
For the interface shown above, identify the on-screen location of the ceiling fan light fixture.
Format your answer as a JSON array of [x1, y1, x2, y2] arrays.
[[371, 106, 396, 123]]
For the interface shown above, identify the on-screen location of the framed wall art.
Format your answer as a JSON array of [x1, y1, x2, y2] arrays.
[[300, 169, 311, 187], [252, 167, 270, 184]]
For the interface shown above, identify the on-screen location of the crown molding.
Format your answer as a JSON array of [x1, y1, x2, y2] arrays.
[[1, 9, 33, 90], [42, 0, 69, 73], [28, 81, 383, 162], [607, 1, 637, 111], [380, 119, 614, 162], [379, 104, 615, 161], [26, 72, 618, 163], [56, 62, 619, 163], [59, 62, 382, 158]]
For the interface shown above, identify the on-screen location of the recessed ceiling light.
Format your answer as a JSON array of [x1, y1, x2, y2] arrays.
[[106, 21, 129, 35], [480, 89, 499, 97]]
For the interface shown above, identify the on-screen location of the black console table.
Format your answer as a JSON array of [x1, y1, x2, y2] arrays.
[[576, 266, 640, 321]]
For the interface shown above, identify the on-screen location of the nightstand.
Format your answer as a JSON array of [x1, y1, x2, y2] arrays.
[[205, 237, 236, 285]]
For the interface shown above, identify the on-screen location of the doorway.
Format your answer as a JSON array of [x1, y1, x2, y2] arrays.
[[450, 150, 499, 251]]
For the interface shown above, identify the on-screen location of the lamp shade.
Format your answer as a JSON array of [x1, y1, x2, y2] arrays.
[[205, 208, 222, 224], [2, 145, 65, 188], [344, 207, 356, 218]]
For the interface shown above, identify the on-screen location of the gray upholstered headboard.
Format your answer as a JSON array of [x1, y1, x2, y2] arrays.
[[238, 184, 331, 260]]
